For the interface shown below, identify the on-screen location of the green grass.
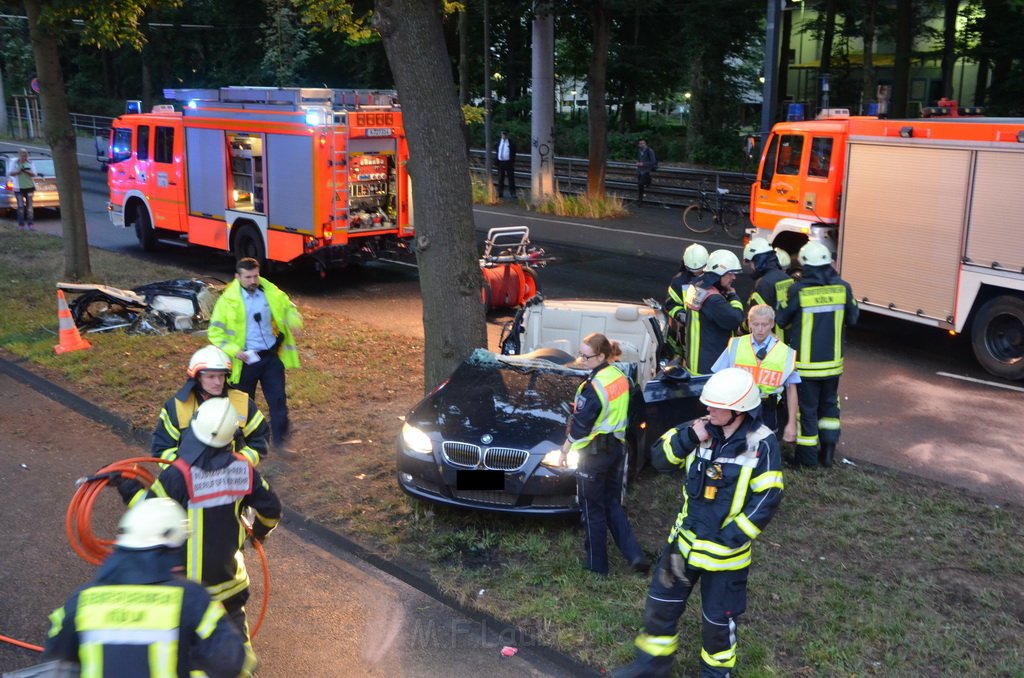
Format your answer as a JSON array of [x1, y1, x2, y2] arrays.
[[530, 189, 628, 219], [2, 223, 1023, 676]]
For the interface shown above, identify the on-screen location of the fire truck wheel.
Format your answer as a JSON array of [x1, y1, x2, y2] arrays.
[[133, 206, 157, 252], [971, 295, 1024, 381], [233, 225, 268, 272]]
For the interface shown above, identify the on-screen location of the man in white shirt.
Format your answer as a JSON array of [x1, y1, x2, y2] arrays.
[[494, 130, 517, 199]]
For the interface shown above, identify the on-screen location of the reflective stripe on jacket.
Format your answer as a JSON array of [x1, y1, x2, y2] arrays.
[[778, 278, 857, 378], [152, 384, 266, 467]]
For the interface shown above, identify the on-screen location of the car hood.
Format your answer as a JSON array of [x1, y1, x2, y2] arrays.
[[408, 350, 586, 446]]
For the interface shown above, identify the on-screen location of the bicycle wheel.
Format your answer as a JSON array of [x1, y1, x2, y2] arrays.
[[683, 204, 714, 234], [720, 206, 747, 240]]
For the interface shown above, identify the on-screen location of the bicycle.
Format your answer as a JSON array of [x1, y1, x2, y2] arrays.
[[682, 178, 747, 240]]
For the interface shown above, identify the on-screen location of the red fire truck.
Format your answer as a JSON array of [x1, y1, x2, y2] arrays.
[[748, 107, 1024, 380], [107, 86, 414, 273]]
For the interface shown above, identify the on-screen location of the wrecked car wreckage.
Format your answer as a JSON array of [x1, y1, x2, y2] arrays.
[[58, 278, 223, 334]]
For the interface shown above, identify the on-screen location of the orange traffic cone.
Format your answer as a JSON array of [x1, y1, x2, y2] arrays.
[[54, 289, 92, 355]]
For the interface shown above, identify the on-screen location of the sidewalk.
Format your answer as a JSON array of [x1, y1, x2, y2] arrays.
[[0, 358, 596, 678]]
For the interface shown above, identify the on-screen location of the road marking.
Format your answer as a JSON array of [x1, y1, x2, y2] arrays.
[[936, 371, 1024, 393], [473, 208, 737, 252]]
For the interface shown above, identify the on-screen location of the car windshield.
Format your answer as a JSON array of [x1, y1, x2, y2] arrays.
[[32, 158, 55, 176]]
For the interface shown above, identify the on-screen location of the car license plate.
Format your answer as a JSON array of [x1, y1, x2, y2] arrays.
[[456, 470, 504, 491]]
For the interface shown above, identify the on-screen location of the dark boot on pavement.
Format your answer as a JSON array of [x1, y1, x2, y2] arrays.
[[610, 649, 673, 678], [820, 442, 836, 467]]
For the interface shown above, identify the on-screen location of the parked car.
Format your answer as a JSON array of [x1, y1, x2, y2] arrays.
[[396, 297, 709, 515], [1, 151, 60, 214]]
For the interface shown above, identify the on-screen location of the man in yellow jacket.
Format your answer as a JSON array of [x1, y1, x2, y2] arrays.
[[209, 257, 303, 455]]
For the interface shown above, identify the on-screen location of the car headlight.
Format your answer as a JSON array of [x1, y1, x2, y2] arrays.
[[400, 422, 433, 455], [540, 448, 579, 470]]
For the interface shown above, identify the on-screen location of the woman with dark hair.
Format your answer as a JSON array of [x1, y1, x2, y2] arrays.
[[559, 332, 648, 576]]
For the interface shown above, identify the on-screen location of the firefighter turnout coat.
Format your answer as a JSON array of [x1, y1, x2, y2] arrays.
[[684, 282, 745, 376], [776, 264, 859, 379], [208, 277, 303, 384], [148, 435, 281, 604], [653, 417, 784, 571], [152, 380, 268, 467], [45, 547, 255, 677]]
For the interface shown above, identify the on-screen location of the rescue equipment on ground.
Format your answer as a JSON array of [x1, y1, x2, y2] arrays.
[[480, 226, 552, 310]]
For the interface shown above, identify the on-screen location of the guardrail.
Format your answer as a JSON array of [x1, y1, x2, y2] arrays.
[[469, 149, 756, 210]]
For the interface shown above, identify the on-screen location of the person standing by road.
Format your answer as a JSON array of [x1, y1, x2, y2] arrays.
[[664, 243, 708, 359], [209, 257, 303, 456], [612, 368, 784, 678], [559, 333, 649, 577], [10, 148, 35, 230], [152, 345, 268, 466], [712, 304, 799, 443], [776, 241, 859, 468], [683, 249, 745, 375], [44, 498, 255, 677], [635, 139, 657, 205], [495, 130, 518, 199], [147, 398, 282, 640]]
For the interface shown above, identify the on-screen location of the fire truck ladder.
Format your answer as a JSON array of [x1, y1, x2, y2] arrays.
[[327, 110, 348, 237]]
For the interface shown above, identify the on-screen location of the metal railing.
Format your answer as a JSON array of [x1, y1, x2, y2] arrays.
[[4, 106, 115, 141], [468, 149, 755, 209]]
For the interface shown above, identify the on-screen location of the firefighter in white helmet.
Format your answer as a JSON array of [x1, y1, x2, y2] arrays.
[[613, 368, 784, 678], [664, 243, 709, 358], [152, 345, 268, 467], [776, 241, 859, 468], [682, 249, 745, 375], [742, 237, 794, 320], [147, 398, 282, 641], [44, 498, 255, 677]]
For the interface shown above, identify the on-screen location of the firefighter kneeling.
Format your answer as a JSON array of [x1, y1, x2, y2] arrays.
[[612, 368, 784, 678]]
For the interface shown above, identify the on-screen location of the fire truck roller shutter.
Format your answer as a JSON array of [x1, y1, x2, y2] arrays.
[[185, 128, 227, 219], [267, 133, 314, 233]]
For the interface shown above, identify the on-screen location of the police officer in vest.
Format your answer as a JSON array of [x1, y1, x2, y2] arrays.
[[664, 243, 708, 359], [711, 304, 799, 443], [153, 345, 268, 467], [743, 237, 794, 317], [684, 249, 745, 376], [559, 333, 648, 576], [776, 241, 859, 468], [44, 498, 255, 677], [612, 368, 784, 678], [147, 398, 282, 639]]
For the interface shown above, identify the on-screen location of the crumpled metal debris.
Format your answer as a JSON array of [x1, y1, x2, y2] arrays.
[[58, 278, 224, 335]]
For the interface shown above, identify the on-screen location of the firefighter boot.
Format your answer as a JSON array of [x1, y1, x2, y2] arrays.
[[820, 442, 836, 467], [610, 649, 673, 678]]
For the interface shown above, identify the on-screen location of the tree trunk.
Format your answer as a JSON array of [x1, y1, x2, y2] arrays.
[[24, 0, 91, 281], [891, 0, 912, 117], [775, 4, 792, 115], [373, 0, 486, 390], [458, 8, 469, 105], [941, 0, 958, 100], [586, 0, 609, 198]]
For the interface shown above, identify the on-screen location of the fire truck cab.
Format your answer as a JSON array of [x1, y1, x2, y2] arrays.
[[107, 86, 413, 272], [749, 109, 1024, 380]]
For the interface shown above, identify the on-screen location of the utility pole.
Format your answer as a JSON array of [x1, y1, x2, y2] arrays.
[[531, 1, 555, 201], [759, 0, 783, 151]]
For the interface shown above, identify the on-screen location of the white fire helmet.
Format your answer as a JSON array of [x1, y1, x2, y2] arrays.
[[798, 241, 832, 267], [699, 368, 761, 412], [191, 397, 239, 448], [187, 345, 232, 378], [116, 498, 189, 550], [682, 243, 709, 272], [705, 249, 743, 276], [742, 237, 773, 262]]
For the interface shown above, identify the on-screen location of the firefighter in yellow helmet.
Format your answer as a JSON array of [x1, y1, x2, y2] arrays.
[[44, 498, 255, 677], [683, 249, 745, 375], [664, 243, 709, 358], [612, 368, 784, 678], [152, 345, 268, 467], [147, 398, 282, 640], [776, 241, 859, 467]]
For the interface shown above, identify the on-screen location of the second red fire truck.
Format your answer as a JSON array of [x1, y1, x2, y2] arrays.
[[107, 86, 414, 274]]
